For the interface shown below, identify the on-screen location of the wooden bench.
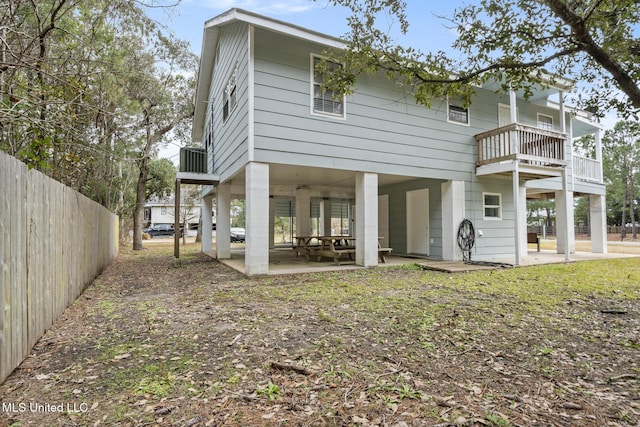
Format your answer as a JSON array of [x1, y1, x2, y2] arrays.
[[527, 232, 540, 252], [378, 247, 392, 263], [315, 248, 356, 265], [315, 247, 393, 265]]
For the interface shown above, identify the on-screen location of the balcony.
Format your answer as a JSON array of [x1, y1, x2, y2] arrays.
[[475, 123, 567, 179], [180, 147, 207, 174], [573, 155, 602, 183], [177, 147, 219, 185]]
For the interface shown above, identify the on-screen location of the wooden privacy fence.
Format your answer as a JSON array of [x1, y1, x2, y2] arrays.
[[0, 151, 119, 384]]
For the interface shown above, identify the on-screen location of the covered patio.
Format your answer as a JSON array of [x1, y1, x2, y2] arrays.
[[207, 244, 638, 276]]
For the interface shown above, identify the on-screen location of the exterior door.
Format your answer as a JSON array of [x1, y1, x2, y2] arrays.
[[498, 103, 518, 127], [406, 189, 429, 256], [378, 195, 389, 248]]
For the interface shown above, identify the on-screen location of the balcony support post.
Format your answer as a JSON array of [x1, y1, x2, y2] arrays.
[[595, 128, 604, 182], [174, 178, 181, 259], [559, 90, 566, 134], [509, 90, 519, 156]]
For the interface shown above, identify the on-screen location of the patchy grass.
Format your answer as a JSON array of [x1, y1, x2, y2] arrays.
[[0, 244, 638, 427]]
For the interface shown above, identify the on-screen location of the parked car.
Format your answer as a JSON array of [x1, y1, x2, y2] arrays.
[[143, 224, 183, 238], [230, 227, 245, 242]]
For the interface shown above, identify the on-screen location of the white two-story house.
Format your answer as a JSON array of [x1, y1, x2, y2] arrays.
[[178, 8, 607, 276]]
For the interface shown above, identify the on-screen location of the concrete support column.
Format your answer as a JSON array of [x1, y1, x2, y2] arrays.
[[590, 194, 608, 253], [441, 180, 465, 261], [355, 172, 378, 267], [295, 187, 311, 237], [202, 194, 214, 253], [245, 162, 270, 276], [320, 198, 332, 236], [555, 175, 575, 258], [216, 183, 231, 259]]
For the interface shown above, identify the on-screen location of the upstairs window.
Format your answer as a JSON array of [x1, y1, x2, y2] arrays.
[[537, 113, 554, 131], [223, 65, 238, 122], [447, 98, 469, 125], [311, 55, 345, 118], [483, 193, 502, 220]]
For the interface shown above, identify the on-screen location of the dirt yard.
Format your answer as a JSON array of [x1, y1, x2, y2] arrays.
[[0, 243, 638, 427]]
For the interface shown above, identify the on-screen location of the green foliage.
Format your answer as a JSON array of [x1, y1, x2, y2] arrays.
[[0, 0, 195, 223], [527, 199, 555, 227], [146, 158, 176, 200], [320, 0, 640, 118], [603, 121, 640, 231], [256, 381, 281, 401], [484, 413, 513, 427]]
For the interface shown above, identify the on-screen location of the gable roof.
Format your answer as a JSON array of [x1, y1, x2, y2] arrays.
[[192, 8, 346, 141]]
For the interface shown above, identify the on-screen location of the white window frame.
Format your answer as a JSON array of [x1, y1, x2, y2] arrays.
[[483, 192, 502, 220], [310, 54, 346, 119], [537, 113, 554, 131], [223, 65, 238, 123], [498, 103, 519, 127], [447, 97, 470, 126]]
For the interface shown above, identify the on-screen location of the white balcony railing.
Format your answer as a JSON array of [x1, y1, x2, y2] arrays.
[[573, 155, 602, 183], [476, 123, 567, 168]]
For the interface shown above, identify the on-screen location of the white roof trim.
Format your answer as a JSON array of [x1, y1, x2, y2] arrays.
[[204, 8, 346, 49]]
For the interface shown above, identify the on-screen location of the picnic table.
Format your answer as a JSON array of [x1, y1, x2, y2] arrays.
[[293, 235, 318, 259], [294, 235, 392, 266]]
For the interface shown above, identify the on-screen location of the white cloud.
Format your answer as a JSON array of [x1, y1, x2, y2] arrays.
[[196, 0, 316, 15]]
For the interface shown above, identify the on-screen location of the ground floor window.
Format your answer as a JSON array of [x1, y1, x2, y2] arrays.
[[483, 192, 502, 220]]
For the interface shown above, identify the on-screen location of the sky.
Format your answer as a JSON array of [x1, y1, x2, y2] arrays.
[[148, 0, 460, 57]]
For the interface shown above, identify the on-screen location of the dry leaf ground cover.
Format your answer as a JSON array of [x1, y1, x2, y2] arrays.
[[0, 244, 639, 427]]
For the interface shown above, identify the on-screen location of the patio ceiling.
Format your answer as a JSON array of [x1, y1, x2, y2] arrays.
[[224, 163, 423, 197]]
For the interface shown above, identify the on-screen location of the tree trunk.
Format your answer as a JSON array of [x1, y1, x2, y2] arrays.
[[621, 191, 627, 241], [630, 171, 637, 239], [133, 156, 149, 250], [195, 214, 202, 243], [132, 109, 156, 251]]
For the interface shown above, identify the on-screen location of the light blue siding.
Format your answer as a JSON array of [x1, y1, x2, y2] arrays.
[[253, 29, 483, 181], [209, 22, 250, 182], [467, 177, 518, 260]]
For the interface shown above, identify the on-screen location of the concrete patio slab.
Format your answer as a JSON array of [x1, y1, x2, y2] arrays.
[[206, 246, 639, 276]]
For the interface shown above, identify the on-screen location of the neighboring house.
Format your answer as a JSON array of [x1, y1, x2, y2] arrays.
[[178, 8, 606, 276], [145, 195, 213, 233]]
